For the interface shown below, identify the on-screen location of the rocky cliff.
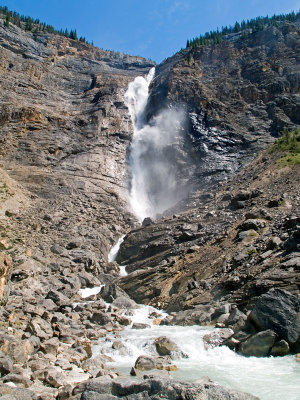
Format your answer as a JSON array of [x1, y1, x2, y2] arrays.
[[145, 20, 300, 196]]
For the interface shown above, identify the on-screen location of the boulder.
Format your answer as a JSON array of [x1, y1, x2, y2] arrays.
[[46, 290, 70, 307], [239, 330, 277, 357], [133, 355, 177, 372], [202, 329, 234, 349], [89, 311, 112, 326], [111, 295, 137, 309], [238, 219, 266, 231], [154, 336, 179, 356], [249, 288, 300, 344], [270, 340, 290, 356]]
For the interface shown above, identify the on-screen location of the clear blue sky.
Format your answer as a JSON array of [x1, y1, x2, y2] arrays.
[[1, 0, 299, 62]]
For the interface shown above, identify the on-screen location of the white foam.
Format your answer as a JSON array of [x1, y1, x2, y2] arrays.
[[78, 285, 104, 298], [119, 265, 128, 276], [108, 235, 125, 262]]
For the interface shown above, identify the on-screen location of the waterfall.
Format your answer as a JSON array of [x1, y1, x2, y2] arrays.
[[125, 68, 188, 222]]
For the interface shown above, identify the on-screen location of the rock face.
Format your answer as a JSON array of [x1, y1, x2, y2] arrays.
[[145, 20, 300, 197], [0, 20, 154, 271]]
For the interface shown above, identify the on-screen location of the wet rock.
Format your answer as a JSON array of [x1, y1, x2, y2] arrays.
[[131, 323, 151, 330], [111, 295, 137, 309], [133, 355, 178, 372], [270, 340, 290, 356], [89, 311, 112, 326], [202, 328, 234, 349], [142, 217, 154, 227], [239, 330, 277, 357], [153, 336, 187, 358], [249, 288, 300, 344]]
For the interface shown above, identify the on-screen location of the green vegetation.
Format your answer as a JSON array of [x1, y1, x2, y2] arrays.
[[186, 10, 299, 49], [0, 5, 92, 45], [247, 248, 257, 255], [270, 129, 300, 166]]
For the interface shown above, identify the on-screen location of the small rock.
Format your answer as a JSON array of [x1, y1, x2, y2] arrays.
[[131, 323, 150, 329]]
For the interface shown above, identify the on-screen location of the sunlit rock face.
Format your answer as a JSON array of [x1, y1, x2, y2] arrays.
[[145, 20, 300, 205], [0, 22, 154, 263]]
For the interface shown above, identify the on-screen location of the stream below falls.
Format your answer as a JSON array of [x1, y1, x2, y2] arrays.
[[91, 239, 300, 400]]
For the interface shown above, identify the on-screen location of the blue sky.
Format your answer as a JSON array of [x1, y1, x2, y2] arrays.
[[1, 0, 299, 62]]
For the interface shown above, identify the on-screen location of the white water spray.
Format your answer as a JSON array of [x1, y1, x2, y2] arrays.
[[125, 68, 188, 221]]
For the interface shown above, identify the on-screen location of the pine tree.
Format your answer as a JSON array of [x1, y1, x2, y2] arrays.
[[4, 13, 10, 27]]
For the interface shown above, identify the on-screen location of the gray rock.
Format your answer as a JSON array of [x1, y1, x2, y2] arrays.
[[0, 385, 37, 400], [27, 316, 53, 340], [154, 336, 179, 356], [77, 377, 259, 399], [238, 219, 266, 231], [111, 295, 137, 309], [46, 290, 70, 306], [0, 355, 14, 375], [133, 355, 177, 372], [132, 323, 151, 330], [202, 329, 234, 349], [90, 311, 112, 326], [249, 288, 300, 344], [239, 330, 277, 357], [270, 340, 290, 356]]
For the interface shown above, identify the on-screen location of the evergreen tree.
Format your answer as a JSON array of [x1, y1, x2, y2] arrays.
[[4, 12, 10, 27]]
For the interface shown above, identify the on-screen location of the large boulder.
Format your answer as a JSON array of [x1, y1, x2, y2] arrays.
[[132, 355, 178, 372], [154, 336, 179, 356], [239, 330, 277, 357], [249, 288, 300, 345]]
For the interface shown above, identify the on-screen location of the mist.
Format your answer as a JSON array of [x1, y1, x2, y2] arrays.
[[125, 69, 189, 221]]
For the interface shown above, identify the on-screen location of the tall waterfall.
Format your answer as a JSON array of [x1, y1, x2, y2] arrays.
[[125, 68, 187, 221]]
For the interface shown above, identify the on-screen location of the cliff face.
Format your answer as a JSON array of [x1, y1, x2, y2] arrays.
[[0, 22, 154, 266], [145, 21, 300, 194]]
